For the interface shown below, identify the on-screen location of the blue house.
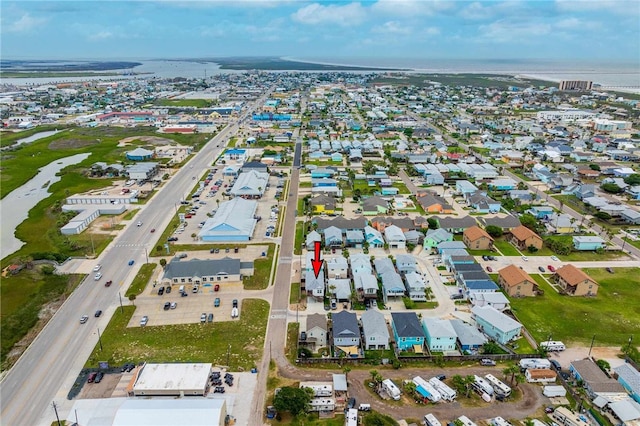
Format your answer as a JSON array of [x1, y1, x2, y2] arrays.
[[488, 178, 517, 191], [573, 236, 606, 251], [330, 153, 343, 162], [450, 319, 487, 352], [311, 168, 336, 179], [614, 363, 640, 404], [422, 318, 457, 352], [312, 178, 338, 188], [471, 306, 522, 344], [391, 312, 425, 351], [528, 205, 554, 219], [125, 147, 154, 161], [456, 180, 479, 195]]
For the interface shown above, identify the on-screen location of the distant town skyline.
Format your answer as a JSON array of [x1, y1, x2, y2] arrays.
[[1, 0, 639, 62]]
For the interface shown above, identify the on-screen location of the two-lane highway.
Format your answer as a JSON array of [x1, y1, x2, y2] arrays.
[[0, 92, 272, 426]]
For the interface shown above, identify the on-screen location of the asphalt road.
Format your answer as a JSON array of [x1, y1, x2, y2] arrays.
[[0, 94, 271, 426], [248, 137, 302, 425]]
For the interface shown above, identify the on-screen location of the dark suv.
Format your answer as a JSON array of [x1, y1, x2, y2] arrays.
[[158, 287, 164, 296]]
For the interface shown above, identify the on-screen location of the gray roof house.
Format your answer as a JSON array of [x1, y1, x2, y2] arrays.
[[305, 270, 325, 299], [450, 319, 488, 352], [395, 254, 417, 273], [374, 257, 395, 277], [324, 226, 343, 247], [332, 311, 361, 357], [326, 256, 349, 279], [304, 313, 327, 351], [305, 230, 322, 251], [436, 216, 478, 234], [380, 270, 405, 301], [327, 278, 352, 301], [162, 258, 244, 285], [384, 225, 406, 249], [361, 310, 390, 350], [404, 271, 427, 301], [353, 270, 378, 299], [350, 253, 372, 274]]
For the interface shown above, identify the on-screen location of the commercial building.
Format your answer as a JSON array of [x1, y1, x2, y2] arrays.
[[198, 197, 257, 241], [161, 258, 249, 287], [559, 80, 593, 91], [132, 363, 211, 396]]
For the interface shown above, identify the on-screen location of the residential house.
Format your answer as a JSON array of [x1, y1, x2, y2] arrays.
[[345, 230, 365, 248], [436, 216, 478, 234], [304, 270, 325, 300], [310, 195, 336, 214], [570, 358, 626, 400], [353, 270, 379, 300], [326, 256, 349, 279], [304, 313, 328, 352], [554, 264, 598, 296], [391, 312, 426, 352], [450, 319, 488, 352], [384, 225, 406, 249], [395, 254, 417, 273], [547, 214, 579, 234], [479, 215, 522, 231], [380, 271, 405, 300], [526, 369, 557, 384], [332, 311, 361, 357], [423, 228, 454, 250], [488, 178, 517, 191], [614, 363, 640, 404], [305, 230, 322, 251], [324, 226, 343, 248], [471, 306, 522, 344], [373, 257, 395, 277], [468, 292, 511, 312], [509, 225, 543, 251], [314, 217, 367, 233], [621, 208, 640, 225], [404, 229, 422, 246], [361, 310, 390, 350], [466, 191, 501, 213], [463, 226, 494, 251], [573, 236, 606, 251], [350, 253, 372, 275], [327, 278, 352, 301], [416, 194, 454, 214], [364, 225, 385, 248], [422, 318, 457, 352], [498, 265, 537, 297], [456, 180, 479, 195], [528, 206, 554, 219], [362, 196, 389, 216], [404, 272, 427, 301]]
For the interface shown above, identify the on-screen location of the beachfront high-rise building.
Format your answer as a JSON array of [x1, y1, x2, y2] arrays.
[[559, 80, 593, 91]]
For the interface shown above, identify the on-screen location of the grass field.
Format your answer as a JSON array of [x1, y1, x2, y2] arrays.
[[85, 299, 269, 369], [509, 267, 640, 346], [124, 263, 158, 298], [243, 243, 275, 290], [294, 222, 304, 255], [493, 239, 521, 256], [154, 99, 211, 108]]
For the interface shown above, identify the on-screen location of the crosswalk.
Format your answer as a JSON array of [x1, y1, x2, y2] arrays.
[[270, 309, 287, 319], [113, 243, 148, 248]]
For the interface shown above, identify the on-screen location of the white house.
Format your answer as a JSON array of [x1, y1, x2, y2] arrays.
[[423, 318, 457, 352], [361, 310, 390, 350], [404, 271, 427, 301], [326, 256, 349, 279], [384, 225, 406, 249]]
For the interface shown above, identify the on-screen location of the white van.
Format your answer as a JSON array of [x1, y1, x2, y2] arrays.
[[179, 285, 185, 293], [358, 404, 370, 412], [192, 285, 199, 293]]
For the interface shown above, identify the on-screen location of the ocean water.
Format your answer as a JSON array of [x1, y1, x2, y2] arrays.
[[287, 57, 640, 90]]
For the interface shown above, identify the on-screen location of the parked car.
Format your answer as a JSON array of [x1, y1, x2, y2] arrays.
[[80, 315, 89, 324], [480, 358, 496, 366], [87, 372, 97, 383], [214, 298, 220, 307], [105, 280, 113, 287], [550, 255, 559, 261], [232, 299, 238, 308], [165, 286, 172, 294], [94, 372, 104, 383], [521, 256, 528, 261], [547, 265, 556, 272], [200, 313, 207, 323], [94, 310, 102, 317], [167, 237, 178, 242], [207, 313, 214, 323], [347, 397, 356, 409], [214, 284, 220, 292], [177, 253, 188, 259], [170, 302, 177, 309], [140, 316, 148, 327], [158, 287, 164, 296], [163, 302, 171, 310], [538, 266, 546, 273], [550, 360, 562, 370], [436, 374, 446, 381], [128, 260, 134, 266], [486, 266, 493, 272], [482, 255, 489, 261], [606, 267, 614, 274], [214, 386, 226, 393]]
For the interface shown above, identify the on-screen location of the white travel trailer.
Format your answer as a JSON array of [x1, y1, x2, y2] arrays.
[[412, 376, 441, 403], [428, 377, 457, 401], [490, 417, 513, 426], [382, 379, 401, 401], [519, 358, 551, 370], [457, 416, 478, 426], [424, 413, 442, 426], [484, 374, 512, 397], [473, 375, 494, 396], [540, 341, 566, 351]]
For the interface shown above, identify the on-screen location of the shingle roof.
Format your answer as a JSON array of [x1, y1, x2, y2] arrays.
[[163, 258, 241, 280], [361, 310, 390, 340], [436, 215, 478, 229], [450, 319, 487, 347], [472, 306, 522, 332], [499, 264, 535, 287], [391, 312, 425, 338], [423, 318, 456, 338], [463, 226, 493, 242], [510, 225, 542, 242], [332, 311, 359, 338], [307, 313, 327, 332], [555, 264, 596, 286]]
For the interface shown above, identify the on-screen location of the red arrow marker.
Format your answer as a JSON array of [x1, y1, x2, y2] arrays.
[[311, 241, 323, 279]]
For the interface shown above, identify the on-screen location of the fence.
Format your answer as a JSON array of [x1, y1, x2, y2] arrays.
[[297, 352, 540, 365]]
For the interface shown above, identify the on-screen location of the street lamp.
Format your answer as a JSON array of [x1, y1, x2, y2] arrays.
[[628, 336, 634, 352], [97, 327, 103, 352]]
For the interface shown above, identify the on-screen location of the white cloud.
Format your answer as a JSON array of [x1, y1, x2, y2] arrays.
[[371, 0, 453, 17], [555, 0, 639, 16], [89, 31, 114, 41], [4, 13, 48, 33], [372, 21, 412, 35], [291, 2, 366, 26], [459, 2, 493, 20], [479, 20, 552, 42]]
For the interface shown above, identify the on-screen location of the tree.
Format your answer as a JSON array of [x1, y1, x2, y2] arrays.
[[589, 164, 601, 171], [159, 258, 167, 268], [596, 359, 611, 373], [502, 364, 520, 386], [272, 386, 314, 416], [594, 211, 612, 221], [485, 225, 503, 238], [601, 183, 623, 194], [403, 380, 417, 398], [482, 341, 502, 354], [624, 173, 640, 186], [427, 218, 438, 229]]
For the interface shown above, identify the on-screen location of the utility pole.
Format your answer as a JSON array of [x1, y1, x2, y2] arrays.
[[52, 402, 61, 426], [226, 343, 231, 367], [588, 335, 596, 357], [145, 247, 149, 264], [97, 327, 103, 352], [119, 292, 124, 314]]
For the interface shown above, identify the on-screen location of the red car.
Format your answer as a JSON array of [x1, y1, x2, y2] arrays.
[[486, 266, 493, 272], [547, 265, 556, 272], [150, 228, 155, 233], [105, 280, 113, 287], [214, 284, 220, 292]]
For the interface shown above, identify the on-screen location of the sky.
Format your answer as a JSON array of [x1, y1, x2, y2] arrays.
[[1, 0, 639, 62]]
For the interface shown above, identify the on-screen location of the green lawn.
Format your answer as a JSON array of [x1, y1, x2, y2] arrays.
[[467, 249, 496, 257], [154, 99, 211, 108], [552, 194, 588, 215], [509, 267, 640, 346], [299, 181, 312, 188], [289, 282, 303, 304], [391, 181, 410, 194], [493, 240, 521, 256], [294, 222, 304, 255], [125, 263, 157, 298], [243, 243, 275, 290], [561, 250, 629, 262], [286, 322, 300, 364], [623, 237, 640, 250], [85, 299, 269, 370]]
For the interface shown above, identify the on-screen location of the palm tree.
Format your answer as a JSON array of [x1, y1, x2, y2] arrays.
[[425, 287, 434, 301], [503, 364, 520, 386], [343, 366, 351, 382], [513, 372, 525, 389], [404, 381, 417, 398], [464, 375, 475, 398]]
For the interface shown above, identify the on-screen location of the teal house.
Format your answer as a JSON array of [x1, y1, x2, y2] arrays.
[[391, 312, 425, 351]]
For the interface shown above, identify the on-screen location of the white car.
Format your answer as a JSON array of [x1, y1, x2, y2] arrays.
[[550, 255, 559, 261], [94, 272, 103, 281], [93, 264, 102, 272], [521, 256, 528, 261], [140, 316, 148, 327], [80, 315, 89, 324], [136, 221, 143, 227]]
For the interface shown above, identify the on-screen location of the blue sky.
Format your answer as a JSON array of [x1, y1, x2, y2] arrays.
[[1, 0, 639, 61]]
